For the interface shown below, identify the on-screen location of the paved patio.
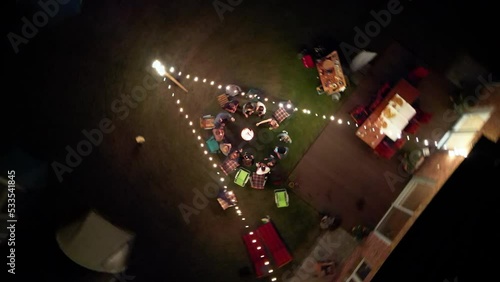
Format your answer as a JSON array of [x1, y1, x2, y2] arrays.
[[290, 41, 459, 231]]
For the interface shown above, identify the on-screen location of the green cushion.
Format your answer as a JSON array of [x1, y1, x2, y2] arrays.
[[234, 169, 250, 187], [275, 190, 289, 207], [206, 136, 219, 153]]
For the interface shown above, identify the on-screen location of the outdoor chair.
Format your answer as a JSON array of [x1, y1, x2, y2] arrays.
[[217, 93, 229, 108], [349, 105, 369, 125], [374, 140, 396, 159], [199, 115, 215, 130], [250, 172, 266, 190], [274, 189, 289, 208], [206, 136, 220, 154], [220, 158, 240, 175], [234, 168, 251, 187]]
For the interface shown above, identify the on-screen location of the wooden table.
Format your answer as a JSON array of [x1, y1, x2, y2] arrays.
[[356, 79, 420, 149], [316, 51, 347, 95]]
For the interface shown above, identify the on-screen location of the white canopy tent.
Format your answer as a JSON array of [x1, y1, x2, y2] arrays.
[[56, 210, 135, 274], [350, 50, 378, 72]]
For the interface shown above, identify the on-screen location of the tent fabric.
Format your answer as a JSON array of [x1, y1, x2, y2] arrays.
[[350, 50, 377, 72], [56, 210, 135, 274]]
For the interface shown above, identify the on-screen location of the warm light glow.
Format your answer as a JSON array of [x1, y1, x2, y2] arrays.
[[286, 104, 292, 109], [279, 103, 283, 108], [337, 119, 343, 124], [249, 232, 253, 235], [168, 85, 171, 89], [209, 157, 213, 161], [213, 164, 217, 168], [169, 67, 175, 73], [264, 98, 268, 102], [197, 136, 201, 140], [180, 108, 183, 112], [218, 85, 222, 89], [210, 81, 214, 85], [264, 261, 269, 265], [416, 137, 419, 142], [152, 60, 166, 76], [172, 93, 175, 97], [185, 114, 189, 119], [322, 115, 326, 119], [257, 246, 261, 250], [192, 129, 196, 133], [245, 225, 249, 228], [271, 278, 277, 281], [424, 139, 429, 146], [260, 255, 264, 258], [178, 72, 182, 76], [315, 113, 318, 117], [268, 269, 273, 273], [330, 116, 334, 121], [200, 143, 204, 147], [176, 99, 180, 104], [189, 121, 193, 126], [226, 85, 230, 90], [204, 150, 207, 154], [203, 78, 207, 83], [220, 178, 224, 182], [186, 74, 190, 79], [252, 240, 256, 243], [242, 218, 245, 220], [194, 77, 198, 82]]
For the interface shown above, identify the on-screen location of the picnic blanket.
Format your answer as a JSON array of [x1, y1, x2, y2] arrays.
[[273, 107, 290, 124], [217, 93, 229, 107], [257, 222, 292, 268], [250, 173, 266, 189], [220, 159, 240, 175], [242, 232, 270, 278]]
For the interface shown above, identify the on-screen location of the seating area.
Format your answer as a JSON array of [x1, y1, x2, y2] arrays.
[[250, 172, 267, 190], [274, 189, 289, 208], [234, 168, 250, 187]]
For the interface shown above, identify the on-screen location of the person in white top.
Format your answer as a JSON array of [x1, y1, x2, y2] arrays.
[[254, 101, 267, 118]]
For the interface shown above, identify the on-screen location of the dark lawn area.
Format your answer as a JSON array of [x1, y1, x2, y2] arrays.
[[4, 0, 381, 281]]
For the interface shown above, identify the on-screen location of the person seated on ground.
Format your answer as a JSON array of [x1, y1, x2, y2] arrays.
[[255, 117, 279, 130], [228, 148, 243, 161], [214, 112, 235, 128], [242, 102, 255, 118], [212, 127, 225, 142], [223, 100, 239, 113], [273, 146, 289, 159], [254, 101, 267, 118], [242, 152, 254, 166], [277, 130, 292, 143], [263, 155, 277, 168], [255, 162, 271, 175]]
